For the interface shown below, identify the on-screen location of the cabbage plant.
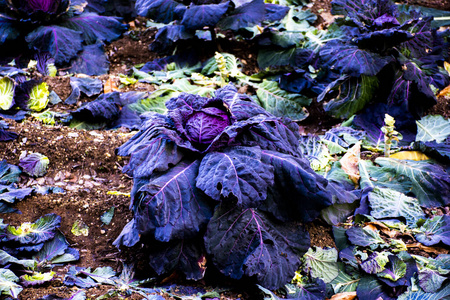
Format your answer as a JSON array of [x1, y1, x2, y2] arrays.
[[0, 0, 127, 72], [114, 84, 333, 289]]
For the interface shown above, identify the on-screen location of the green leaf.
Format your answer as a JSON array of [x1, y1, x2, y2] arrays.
[[303, 247, 339, 283], [377, 256, 407, 282], [368, 187, 425, 228], [255, 80, 310, 121], [415, 215, 450, 246], [330, 266, 360, 293], [319, 75, 378, 119], [359, 160, 413, 193], [375, 157, 450, 207], [28, 82, 50, 112], [0, 77, 15, 111], [416, 115, 450, 143], [0, 268, 22, 298], [71, 220, 89, 236], [101, 207, 115, 225]]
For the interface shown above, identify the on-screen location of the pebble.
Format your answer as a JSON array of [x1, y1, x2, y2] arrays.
[[100, 230, 106, 234], [68, 132, 79, 138]]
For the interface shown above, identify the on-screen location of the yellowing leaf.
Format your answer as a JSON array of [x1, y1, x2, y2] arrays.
[[104, 77, 119, 94], [389, 151, 430, 161], [437, 84, 450, 97], [329, 292, 357, 300], [340, 141, 361, 185], [71, 220, 89, 236]]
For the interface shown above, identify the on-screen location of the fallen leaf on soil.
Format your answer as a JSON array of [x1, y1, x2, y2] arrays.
[[104, 77, 119, 93], [340, 142, 361, 185], [366, 221, 397, 238], [406, 243, 450, 255], [328, 292, 357, 300]]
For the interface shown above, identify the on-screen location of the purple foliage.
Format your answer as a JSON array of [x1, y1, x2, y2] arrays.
[[115, 84, 332, 288]]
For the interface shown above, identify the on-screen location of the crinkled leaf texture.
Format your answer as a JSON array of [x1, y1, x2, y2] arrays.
[[318, 75, 378, 119], [303, 247, 339, 283], [133, 160, 213, 242], [346, 226, 385, 248], [0, 17, 20, 43], [68, 43, 110, 76], [60, 13, 127, 44], [255, 80, 310, 121], [0, 268, 22, 298], [260, 150, 332, 222], [416, 115, 450, 143], [375, 157, 450, 207], [368, 187, 424, 228], [71, 93, 120, 122], [19, 152, 49, 177], [258, 279, 326, 300], [0, 77, 15, 111], [25, 26, 84, 65], [204, 204, 310, 290], [218, 0, 265, 31], [415, 215, 450, 246], [148, 239, 206, 280], [136, 0, 183, 23], [0, 160, 21, 184], [319, 40, 393, 77], [356, 275, 397, 300], [6, 213, 61, 245], [196, 146, 274, 207], [398, 284, 450, 300], [181, 2, 229, 30]]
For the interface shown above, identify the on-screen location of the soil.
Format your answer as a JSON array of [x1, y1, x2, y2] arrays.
[[1, 0, 449, 299]]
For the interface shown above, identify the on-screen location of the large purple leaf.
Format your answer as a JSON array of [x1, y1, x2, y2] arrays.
[[356, 275, 397, 300], [377, 252, 417, 288], [0, 129, 18, 142], [123, 137, 184, 178], [264, 4, 290, 22], [260, 150, 332, 222], [136, 0, 184, 23], [148, 239, 206, 280], [67, 43, 110, 75], [215, 84, 271, 121], [237, 115, 303, 157], [218, 0, 265, 31], [0, 17, 20, 43], [60, 13, 127, 44], [181, 2, 229, 30], [25, 25, 83, 65], [319, 40, 393, 77], [196, 146, 274, 207], [150, 24, 195, 53], [355, 29, 413, 52], [204, 205, 310, 290], [387, 63, 436, 119], [71, 95, 120, 122], [134, 160, 213, 242]]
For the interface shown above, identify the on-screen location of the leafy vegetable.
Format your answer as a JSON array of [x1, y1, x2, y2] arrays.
[[415, 215, 450, 247], [19, 152, 49, 177], [115, 84, 331, 288], [0, 0, 127, 71], [0, 77, 15, 110], [303, 247, 339, 283]]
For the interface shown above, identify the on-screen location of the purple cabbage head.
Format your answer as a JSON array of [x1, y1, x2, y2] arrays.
[[185, 106, 232, 146]]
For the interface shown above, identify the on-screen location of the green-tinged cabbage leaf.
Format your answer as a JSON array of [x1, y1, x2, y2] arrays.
[[255, 80, 310, 121], [359, 160, 413, 194], [0, 268, 22, 298], [0, 250, 36, 268], [415, 215, 450, 247], [398, 284, 450, 300], [303, 247, 339, 283], [20, 271, 55, 286], [318, 75, 379, 119], [100, 207, 114, 225], [330, 266, 360, 293], [19, 152, 49, 177], [258, 278, 326, 300], [298, 135, 333, 172], [6, 214, 61, 245], [368, 187, 424, 228], [27, 82, 49, 112], [375, 157, 450, 207], [346, 226, 386, 249], [0, 77, 15, 111], [416, 115, 450, 143]]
